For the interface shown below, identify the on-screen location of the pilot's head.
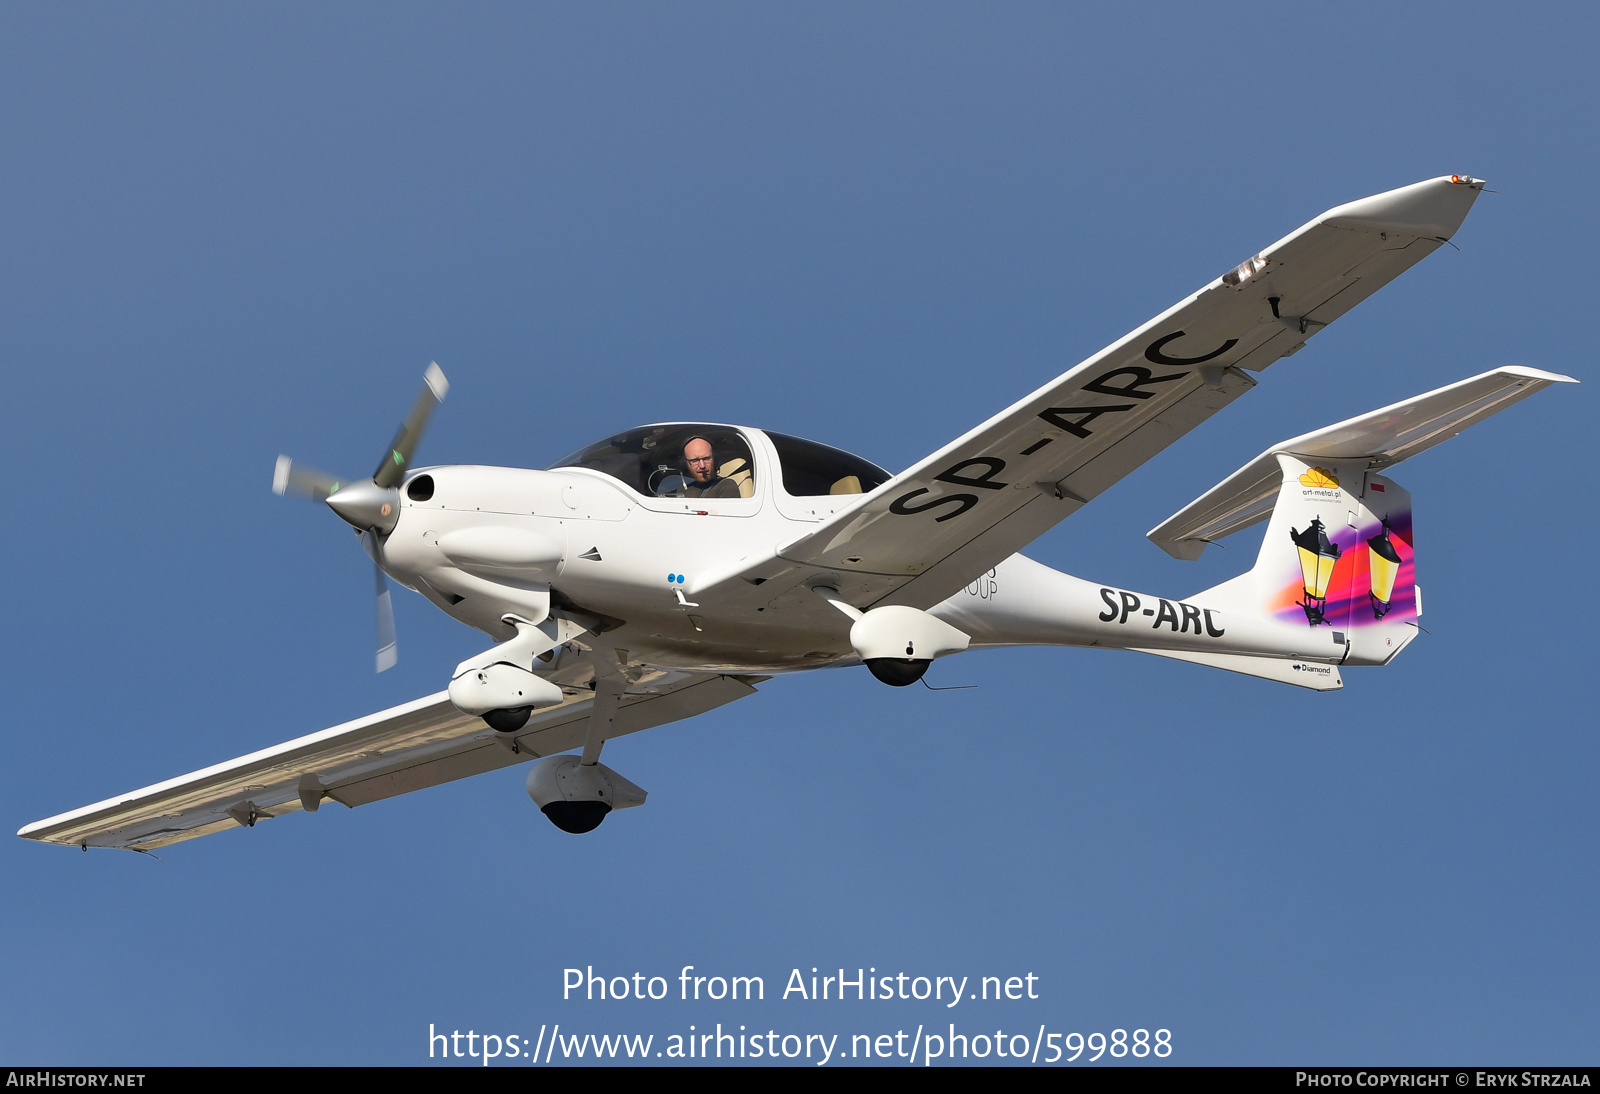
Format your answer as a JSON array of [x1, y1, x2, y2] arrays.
[[683, 437, 716, 484]]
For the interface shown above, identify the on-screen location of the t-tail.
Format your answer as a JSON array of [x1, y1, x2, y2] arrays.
[[1141, 365, 1574, 684], [933, 366, 1574, 692]]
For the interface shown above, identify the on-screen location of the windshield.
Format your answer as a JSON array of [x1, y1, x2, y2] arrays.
[[551, 425, 756, 499], [765, 431, 891, 496]]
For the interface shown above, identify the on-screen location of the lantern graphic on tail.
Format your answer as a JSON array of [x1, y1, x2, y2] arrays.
[[1366, 517, 1402, 619], [1290, 516, 1341, 626]]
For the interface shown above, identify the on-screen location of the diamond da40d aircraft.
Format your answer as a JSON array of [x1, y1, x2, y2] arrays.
[[21, 174, 1574, 847]]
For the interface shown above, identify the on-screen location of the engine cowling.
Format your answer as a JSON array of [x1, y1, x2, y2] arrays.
[[848, 605, 970, 687], [526, 755, 647, 833], [436, 526, 564, 585]]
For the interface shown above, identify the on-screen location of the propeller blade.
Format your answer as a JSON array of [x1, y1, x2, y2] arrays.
[[372, 362, 449, 489], [278, 368, 446, 670], [362, 531, 399, 673], [375, 562, 398, 673], [272, 456, 347, 501]]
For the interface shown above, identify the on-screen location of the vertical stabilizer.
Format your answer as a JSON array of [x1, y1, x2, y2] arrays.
[[1201, 455, 1418, 665]]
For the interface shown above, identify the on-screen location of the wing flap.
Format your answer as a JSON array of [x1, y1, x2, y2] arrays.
[[882, 366, 1260, 606], [331, 674, 761, 808]]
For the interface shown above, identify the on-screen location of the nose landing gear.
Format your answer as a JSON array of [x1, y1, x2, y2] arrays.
[[448, 613, 588, 731]]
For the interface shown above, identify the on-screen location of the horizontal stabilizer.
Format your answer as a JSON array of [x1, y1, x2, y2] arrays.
[[1147, 366, 1576, 559], [1131, 647, 1344, 691]]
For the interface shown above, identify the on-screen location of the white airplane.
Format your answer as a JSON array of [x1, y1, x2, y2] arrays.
[[20, 174, 1574, 849]]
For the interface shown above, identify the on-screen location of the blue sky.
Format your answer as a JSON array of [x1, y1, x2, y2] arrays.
[[2, 3, 1594, 1066]]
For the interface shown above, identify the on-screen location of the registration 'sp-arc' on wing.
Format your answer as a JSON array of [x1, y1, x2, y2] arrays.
[[762, 175, 1486, 611]]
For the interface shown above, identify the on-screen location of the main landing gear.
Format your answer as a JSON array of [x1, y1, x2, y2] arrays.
[[449, 616, 648, 833]]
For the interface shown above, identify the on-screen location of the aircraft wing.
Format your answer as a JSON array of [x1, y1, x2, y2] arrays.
[[18, 672, 761, 852], [704, 175, 1486, 615]]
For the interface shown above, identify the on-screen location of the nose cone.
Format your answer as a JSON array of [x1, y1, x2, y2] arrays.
[[325, 479, 401, 533]]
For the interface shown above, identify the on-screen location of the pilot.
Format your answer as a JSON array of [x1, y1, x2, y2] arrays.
[[677, 436, 742, 499]]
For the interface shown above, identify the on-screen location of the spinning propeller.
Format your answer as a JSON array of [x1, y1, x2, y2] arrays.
[[273, 362, 450, 672]]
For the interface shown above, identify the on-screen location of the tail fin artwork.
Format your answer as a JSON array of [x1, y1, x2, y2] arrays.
[[1189, 455, 1419, 667], [1147, 365, 1575, 673]]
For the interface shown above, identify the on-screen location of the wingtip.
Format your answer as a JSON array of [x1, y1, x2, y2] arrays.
[[17, 819, 49, 840], [1322, 174, 1486, 240], [272, 455, 292, 496], [1501, 365, 1580, 385]]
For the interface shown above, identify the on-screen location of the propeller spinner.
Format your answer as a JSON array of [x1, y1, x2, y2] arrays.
[[273, 362, 449, 672]]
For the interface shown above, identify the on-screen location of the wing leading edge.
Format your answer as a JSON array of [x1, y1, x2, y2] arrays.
[[19, 673, 762, 851], [695, 175, 1486, 617]]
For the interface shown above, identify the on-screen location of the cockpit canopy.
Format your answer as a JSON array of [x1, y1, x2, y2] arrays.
[[763, 430, 891, 496], [552, 425, 755, 499], [550, 425, 890, 499]]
